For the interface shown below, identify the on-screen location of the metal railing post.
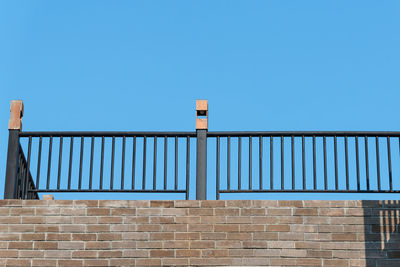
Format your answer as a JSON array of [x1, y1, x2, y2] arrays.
[[196, 100, 208, 200], [4, 100, 24, 199]]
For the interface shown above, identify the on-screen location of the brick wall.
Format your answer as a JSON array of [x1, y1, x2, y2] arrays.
[[0, 200, 399, 266]]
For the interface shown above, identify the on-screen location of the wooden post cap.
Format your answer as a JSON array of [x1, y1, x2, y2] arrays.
[[9, 100, 24, 130], [196, 100, 208, 130], [42, 195, 54, 200]]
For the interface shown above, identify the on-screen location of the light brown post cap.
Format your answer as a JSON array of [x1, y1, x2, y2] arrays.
[[9, 100, 24, 130], [196, 100, 208, 130], [42, 195, 54, 200]]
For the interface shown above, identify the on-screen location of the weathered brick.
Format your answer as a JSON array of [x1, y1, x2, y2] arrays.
[[97, 233, 122, 241], [87, 208, 110, 216], [83, 259, 109, 266], [8, 241, 33, 249], [32, 259, 58, 266], [150, 200, 174, 207], [150, 249, 174, 257], [72, 233, 96, 241], [98, 250, 122, 258], [190, 240, 215, 249], [57, 241, 83, 249]]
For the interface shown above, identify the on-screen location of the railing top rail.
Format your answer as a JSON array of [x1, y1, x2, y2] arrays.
[[19, 131, 197, 137], [207, 131, 400, 137]]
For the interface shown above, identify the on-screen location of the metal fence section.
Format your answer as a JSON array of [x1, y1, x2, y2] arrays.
[[17, 132, 195, 199], [210, 132, 400, 199]]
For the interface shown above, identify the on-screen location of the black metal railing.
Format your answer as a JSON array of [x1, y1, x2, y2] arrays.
[[5, 129, 400, 200], [210, 132, 400, 199]]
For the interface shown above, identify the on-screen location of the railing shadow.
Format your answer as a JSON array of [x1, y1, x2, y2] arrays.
[[363, 200, 400, 267]]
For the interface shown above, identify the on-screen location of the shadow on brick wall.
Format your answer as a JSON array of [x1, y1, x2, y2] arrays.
[[363, 200, 400, 267]]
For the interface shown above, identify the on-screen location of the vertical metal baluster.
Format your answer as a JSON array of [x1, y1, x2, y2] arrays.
[[365, 136, 370, 190], [281, 136, 284, 190], [142, 137, 146, 190], [249, 136, 252, 190], [345, 136, 349, 191], [376, 137, 381, 191], [175, 136, 178, 191], [153, 137, 157, 190], [313, 135, 316, 190], [291, 136, 295, 190], [227, 136, 231, 190], [37, 137, 43, 188], [387, 137, 392, 191], [355, 137, 360, 191], [57, 137, 63, 190], [68, 137, 73, 190], [110, 136, 115, 190], [24, 137, 32, 199], [121, 136, 126, 190], [323, 136, 327, 190], [334, 136, 338, 190], [78, 137, 84, 190], [270, 136, 273, 190], [47, 137, 53, 190], [302, 136, 305, 190], [259, 136, 263, 190], [100, 137, 105, 190], [131, 137, 136, 190], [89, 137, 94, 190], [164, 136, 167, 190], [216, 136, 220, 200], [238, 137, 241, 190], [186, 136, 190, 200]]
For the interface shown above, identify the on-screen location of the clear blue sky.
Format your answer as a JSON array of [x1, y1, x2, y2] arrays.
[[1, 1, 399, 200]]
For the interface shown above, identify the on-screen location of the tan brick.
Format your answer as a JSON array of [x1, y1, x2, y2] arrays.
[[74, 200, 99, 207], [72, 233, 96, 241], [270, 258, 297, 266], [188, 224, 213, 232], [190, 240, 215, 249], [86, 224, 110, 232], [32, 259, 58, 266], [252, 200, 278, 207], [0, 233, 19, 241], [46, 216, 72, 224], [226, 200, 252, 207], [136, 259, 161, 266], [150, 200, 174, 207], [175, 232, 200, 240], [85, 241, 111, 250], [122, 232, 148, 240], [332, 233, 357, 241], [162, 208, 188, 216], [150, 216, 174, 223], [97, 233, 122, 241], [190, 258, 241, 266], [281, 248, 307, 257], [201, 200, 225, 207], [83, 259, 109, 266], [268, 208, 292, 216], [72, 250, 97, 258], [35, 207, 60, 215], [137, 224, 161, 232], [252, 216, 278, 224], [33, 241, 58, 249], [214, 224, 239, 232], [8, 241, 33, 249], [162, 258, 189, 266], [189, 208, 213, 216], [45, 250, 71, 258], [240, 224, 265, 232], [0, 250, 18, 257], [150, 249, 174, 257], [304, 200, 331, 207], [324, 259, 349, 267], [176, 216, 201, 224], [10, 207, 34, 215], [163, 240, 189, 249], [110, 224, 136, 232], [279, 200, 303, 207], [111, 208, 136, 215], [58, 259, 84, 266], [6, 259, 31, 266], [202, 249, 229, 257], [46, 233, 71, 241], [87, 208, 110, 216], [162, 224, 187, 232], [137, 208, 162, 216], [295, 241, 320, 249], [150, 232, 174, 240], [111, 241, 136, 249], [176, 249, 201, 257], [227, 233, 252, 240], [201, 216, 225, 224], [174, 200, 200, 207], [201, 232, 226, 240], [214, 208, 239, 216], [253, 249, 281, 257], [98, 250, 122, 258], [123, 249, 148, 257], [266, 225, 290, 232], [60, 208, 86, 216], [253, 232, 279, 240], [137, 241, 162, 248], [293, 208, 318, 216], [307, 250, 333, 258], [243, 240, 268, 248], [19, 250, 44, 258], [267, 241, 295, 248], [57, 241, 83, 250], [241, 208, 266, 216], [0, 216, 20, 223], [229, 249, 254, 256], [35, 224, 59, 232], [22, 216, 45, 224], [215, 240, 242, 248], [98, 200, 131, 207], [279, 232, 304, 241], [73, 216, 97, 224], [110, 259, 135, 266], [21, 233, 45, 241], [60, 224, 85, 232], [8, 224, 34, 232], [226, 216, 252, 224], [297, 258, 323, 266]]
